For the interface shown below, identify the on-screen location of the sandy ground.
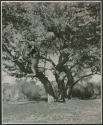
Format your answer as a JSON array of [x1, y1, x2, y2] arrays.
[[2, 99, 102, 124]]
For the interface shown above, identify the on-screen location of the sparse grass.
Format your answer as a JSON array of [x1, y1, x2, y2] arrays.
[[2, 99, 101, 124]]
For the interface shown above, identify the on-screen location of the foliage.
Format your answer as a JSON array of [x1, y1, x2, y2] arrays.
[[2, 2, 101, 100]]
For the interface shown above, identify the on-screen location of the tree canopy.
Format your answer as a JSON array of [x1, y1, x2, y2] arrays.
[[2, 2, 101, 101]]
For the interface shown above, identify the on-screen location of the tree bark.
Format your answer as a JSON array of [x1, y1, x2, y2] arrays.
[[31, 55, 57, 101], [59, 65, 74, 100], [35, 70, 56, 99], [66, 85, 73, 99]]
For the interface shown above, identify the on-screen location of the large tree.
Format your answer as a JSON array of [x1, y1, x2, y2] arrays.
[[2, 2, 101, 102]]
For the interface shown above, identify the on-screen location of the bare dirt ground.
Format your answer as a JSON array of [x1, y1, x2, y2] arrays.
[[2, 99, 102, 124]]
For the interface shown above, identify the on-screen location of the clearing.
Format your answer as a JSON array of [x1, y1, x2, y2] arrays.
[[2, 99, 102, 124]]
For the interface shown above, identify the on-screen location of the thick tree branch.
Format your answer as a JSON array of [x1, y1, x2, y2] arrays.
[[73, 73, 99, 86], [38, 55, 56, 68], [3, 43, 15, 59], [3, 43, 27, 73]]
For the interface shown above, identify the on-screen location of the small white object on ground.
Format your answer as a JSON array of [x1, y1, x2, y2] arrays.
[[48, 94, 54, 104]]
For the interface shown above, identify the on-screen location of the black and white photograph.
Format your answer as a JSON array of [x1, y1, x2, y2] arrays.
[[1, 1, 102, 124]]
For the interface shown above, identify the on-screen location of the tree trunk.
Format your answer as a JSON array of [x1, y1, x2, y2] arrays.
[[53, 70, 66, 102], [35, 70, 56, 99], [56, 80, 66, 102], [31, 55, 57, 102], [63, 65, 74, 99], [66, 86, 73, 99]]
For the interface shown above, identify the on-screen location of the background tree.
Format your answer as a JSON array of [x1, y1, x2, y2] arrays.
[[2, 2, 101, 102]]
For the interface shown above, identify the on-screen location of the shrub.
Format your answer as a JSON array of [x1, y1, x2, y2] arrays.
[[2, 75, 101, 102], [2, 82, 27, 102], [90, 81, 101, 99], [72, 80, 101, 99], [3, 83, 18, 102], [21, 80, 46, 100], [72, 84, 86, 99]]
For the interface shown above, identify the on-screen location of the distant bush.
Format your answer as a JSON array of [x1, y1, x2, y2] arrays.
[[90, 81, 101, 99], [2, 75, 101, 102], [3, 83, 12, 101], [21, 80, 47, 100], [2, 82, 26, 102], [72, 81, 101, 99], [72, 84, 86, 99]]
